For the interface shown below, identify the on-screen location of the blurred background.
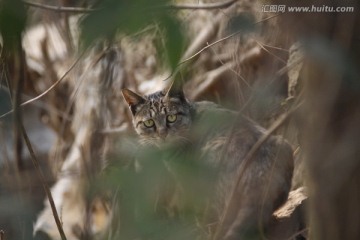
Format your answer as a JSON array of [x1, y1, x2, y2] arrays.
[[0, 0, 359, 239]]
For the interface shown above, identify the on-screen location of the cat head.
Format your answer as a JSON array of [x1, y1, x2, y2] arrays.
[[122, 83, 193, 145]]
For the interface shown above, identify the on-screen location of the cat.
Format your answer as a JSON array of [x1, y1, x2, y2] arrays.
[[121, 83, 294, 240]]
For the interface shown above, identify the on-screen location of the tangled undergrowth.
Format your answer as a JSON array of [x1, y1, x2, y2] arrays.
[[1, 0, 359, 240]]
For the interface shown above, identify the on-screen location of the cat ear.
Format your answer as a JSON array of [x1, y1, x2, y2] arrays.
[[164, 81, 185, 100], [121, 88, 145, 114]]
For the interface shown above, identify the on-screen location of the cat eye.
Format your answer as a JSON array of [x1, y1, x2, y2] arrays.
[[143, 119, 155, 128], [166, 114, 177, 123]]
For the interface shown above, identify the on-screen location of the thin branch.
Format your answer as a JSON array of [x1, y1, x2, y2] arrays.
[[23, 0, 236, 13], [254, 40, 287, 64], [0, 85, 72, 120], [21, 123, 67, 240], [212, 103, 302, 240], [276, 56, 304, 77], [253, 39, 289, 52], [54, 48, 110, 168], [183, 31, 239, 64], [0, 230, 4, 240], [286, 228, 308, 240], [0, 51, 86, 120], [190, 61, 237, 100], [163, 13, 283, 81], [212, 45, 261, 88], [168, 0, 237, 10], [12, 39, 26, 171], [22, 0, 97, 13], [10, 35, 67, 239], [181, 13, 282, 63], [163, 29, 239, 82], [255, 13, 283, 24]]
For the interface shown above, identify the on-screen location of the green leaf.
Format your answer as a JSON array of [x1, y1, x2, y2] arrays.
[[228, 12, 257, 34], [80, 0, 170, 47], [0, 0, 27, 49], [80, 0, 185, 69], [161, 14, 184, 70]]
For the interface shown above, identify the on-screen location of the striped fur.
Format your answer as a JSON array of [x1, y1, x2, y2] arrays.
[[122, 86, 294, 240]]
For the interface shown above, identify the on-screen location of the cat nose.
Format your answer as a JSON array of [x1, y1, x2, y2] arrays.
[[158, 128, 168, 140]]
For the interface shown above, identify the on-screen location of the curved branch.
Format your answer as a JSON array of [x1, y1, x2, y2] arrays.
[[22, 0, 97, 13], [22, 123, 68, 240], [0, 51, 86, 120], [23, 0, 237, 13], [168, 0, 237, 10]]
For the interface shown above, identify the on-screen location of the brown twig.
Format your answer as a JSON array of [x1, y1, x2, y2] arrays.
[[286, 228, 308, 240], [212, 103, 302, 240], [21, 123, 67, 240], [1, 45, 18, 171], [0, 230, 4, 240], [23, 0, 236, 14], [254, 40, 287, 64], [9, 39, 26, 172], [190, 61, 237, 100], [183, 30, 238, 64], [7, 35, 68, 239], [163, 13, 283, 81], [276, 56, 304, 77], [252, 39, 289, 52], [168, 0, 237, 10], [0, 50, 86, 119], [0, 85, 72, 120], [181, 13, 282, 64], [22, 0, 97, 13], [53, 47, 111, 173], [164, 26, 240, 81]]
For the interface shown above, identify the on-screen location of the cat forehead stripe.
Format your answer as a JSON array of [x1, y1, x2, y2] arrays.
[[150, 99, 166, 115], [145, 91, 165, 100]]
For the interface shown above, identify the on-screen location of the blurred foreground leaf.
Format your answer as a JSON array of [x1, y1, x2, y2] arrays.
[[228, 12, 257, 35], [304, 37, 360, 91], [100, 141, 215, 240], [160, 14, 185, 70], [0, 0, 26, 49], [80, 0, 184, 69]]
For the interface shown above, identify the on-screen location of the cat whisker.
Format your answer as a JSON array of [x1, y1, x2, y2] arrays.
[[140, 137, 162, 149], [176, 135, 192, 145]]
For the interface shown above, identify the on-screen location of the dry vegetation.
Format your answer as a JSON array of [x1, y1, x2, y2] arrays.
[[0, 0, 359, 240]]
